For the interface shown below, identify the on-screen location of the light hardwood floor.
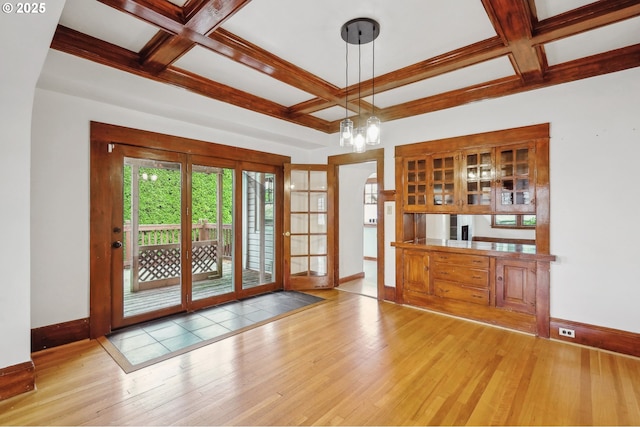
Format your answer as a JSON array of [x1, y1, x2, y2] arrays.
[[1, 290, 639, 425]]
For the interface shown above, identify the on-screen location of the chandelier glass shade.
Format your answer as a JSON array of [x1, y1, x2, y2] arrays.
[[340, 18, 381, 151]]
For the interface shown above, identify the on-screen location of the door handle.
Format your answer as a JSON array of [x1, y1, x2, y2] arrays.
[[112, 241, 123, 249]]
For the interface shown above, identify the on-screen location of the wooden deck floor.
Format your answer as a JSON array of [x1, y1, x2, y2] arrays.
[[2, 290, 639, 425], [124, 260, 272, 317]]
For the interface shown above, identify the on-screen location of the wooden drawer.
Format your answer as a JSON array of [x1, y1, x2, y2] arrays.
[[434, 280, 489, 305], [432, 263, 489, 287], [431, 252, 489, 268]]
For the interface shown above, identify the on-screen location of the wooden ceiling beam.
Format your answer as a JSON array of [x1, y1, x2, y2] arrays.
[[482, 0, 544, 83], [290, 37, 510, 116], [533, 0, 640, 45], [99, 0, 341, 104], [51, 25, 332, 133], [328, 42, 640, 133]]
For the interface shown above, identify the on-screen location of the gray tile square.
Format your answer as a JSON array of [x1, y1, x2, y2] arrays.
[[244, 309, 274, 323], [192, 323, 231, 340], [160, 332, 203, 352], [125, 342, 171, 365], [176, 316, 215, 332], [201, 308, 239, 323], [147, 323, 190, 341], [219, 316, 255, 331], [112, 332, 157, 353]]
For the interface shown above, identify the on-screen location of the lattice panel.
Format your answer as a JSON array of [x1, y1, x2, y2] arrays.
[[139, 244, 181, 282], [192, 241, 218, 275]]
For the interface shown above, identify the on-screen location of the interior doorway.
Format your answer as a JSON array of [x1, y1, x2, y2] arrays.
[[328, 149, 384, 300]]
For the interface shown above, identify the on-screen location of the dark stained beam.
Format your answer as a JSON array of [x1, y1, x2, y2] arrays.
[[533, 0, 640, 44], [98, 0, 343, 105], [482, 0, 544, 83], [51, 26, 333, 132], [290, 37, 511, 116], [140, 0, 252, 73], [328, 43, 640, 132]]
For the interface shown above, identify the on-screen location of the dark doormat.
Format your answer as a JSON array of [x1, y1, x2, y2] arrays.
[[99, 291, 324, 373]]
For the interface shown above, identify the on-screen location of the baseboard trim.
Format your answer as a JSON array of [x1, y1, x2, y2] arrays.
[[383, 286, 396, 301], [31, 318, 90, 352], [0, 361, 35, 401], [339, 272, 364, 285], [550, 318, 640, 358]]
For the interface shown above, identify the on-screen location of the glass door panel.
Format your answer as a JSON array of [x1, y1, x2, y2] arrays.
[[191, 165, 234, 302], [121, 156, 183, 322], [242, 171, 276, 289], [284, 165, 332, 289]]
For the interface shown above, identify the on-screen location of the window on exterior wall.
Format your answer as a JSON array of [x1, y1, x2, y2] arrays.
[[492, 214, 536, 229], [364, 181, 377, 204]]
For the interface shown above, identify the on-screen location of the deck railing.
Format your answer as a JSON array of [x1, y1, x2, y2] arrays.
[[123, 220, 233, 291], [123, 220, 232, 261]]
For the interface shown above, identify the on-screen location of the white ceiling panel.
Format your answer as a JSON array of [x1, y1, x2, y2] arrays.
[[221, 0, 497, 88], [58, 0, 159, 53], [166, 0, 189, 6], [534, 0, 598, 20], [311, 105, 358, 122], [545, 17, 640, 66], [372, 56, 516, 109], [173, 46, 315, 107]]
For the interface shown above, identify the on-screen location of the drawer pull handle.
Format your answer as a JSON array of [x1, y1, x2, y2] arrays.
[[498, 276, 503, 281]]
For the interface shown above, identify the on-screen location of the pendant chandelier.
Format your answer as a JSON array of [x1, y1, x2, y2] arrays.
[[339, 18, 381, 152]]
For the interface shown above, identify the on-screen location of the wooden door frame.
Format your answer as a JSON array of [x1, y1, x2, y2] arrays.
[[328, 148, 386, 301], [89, 122, 290, 338]]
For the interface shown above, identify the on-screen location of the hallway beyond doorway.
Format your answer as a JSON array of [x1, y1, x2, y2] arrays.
[[338, 260, 377, 298]]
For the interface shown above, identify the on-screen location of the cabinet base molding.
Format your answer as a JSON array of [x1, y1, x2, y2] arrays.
[[31, 318, 90, 352], [384, 286, 396, 302], [0, 360, 35, 401], [550, 318, 640, 358], [404, 293, 537, 335]]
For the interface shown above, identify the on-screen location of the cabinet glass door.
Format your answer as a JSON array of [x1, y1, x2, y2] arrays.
[[429, 154, 457, 209], [463, 149, 493, 211], [405, 157, 427, 210], [497, 144, 535, 212]]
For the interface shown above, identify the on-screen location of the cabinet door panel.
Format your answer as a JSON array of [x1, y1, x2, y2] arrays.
[[496, 259, 536, 314], [462, 148, 494, 212], [428, 154, 458, 211], [403, 250, 430, 294], [496, 143, 535, 213]]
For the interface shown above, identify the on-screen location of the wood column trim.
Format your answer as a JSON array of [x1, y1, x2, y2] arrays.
[[550, 318, 640, 358], [0, 361, 35, 401]]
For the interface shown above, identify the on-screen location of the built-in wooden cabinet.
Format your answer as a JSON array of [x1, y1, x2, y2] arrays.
[[496, 258, 536, 314], [432, 252, 489, 305], [403, 250, 430, 297], [394, 124, 555, 337]]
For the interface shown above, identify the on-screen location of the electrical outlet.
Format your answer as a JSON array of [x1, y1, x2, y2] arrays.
[[559, 327, 575, 338]]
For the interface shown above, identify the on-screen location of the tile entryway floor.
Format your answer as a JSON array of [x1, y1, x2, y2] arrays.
[[106, 291, 323, 369]]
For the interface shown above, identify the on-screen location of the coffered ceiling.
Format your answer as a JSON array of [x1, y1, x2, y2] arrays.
[[50, 0, 640, 135]]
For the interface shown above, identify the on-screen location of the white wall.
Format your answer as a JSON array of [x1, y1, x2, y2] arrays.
[[31, 61, 640, 335], [0, 3, 65, 369]]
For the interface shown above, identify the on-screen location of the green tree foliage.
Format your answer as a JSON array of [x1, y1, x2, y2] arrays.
[[123, 165, 233, 225]]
